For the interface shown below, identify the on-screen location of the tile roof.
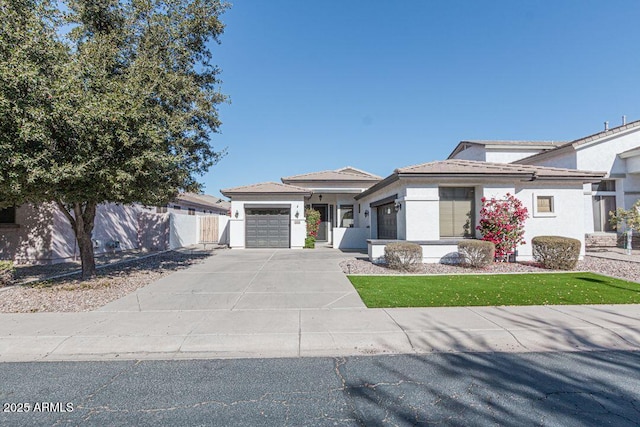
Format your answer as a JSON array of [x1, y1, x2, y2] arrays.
[[396, 159, 605, 178], [281, 167, 381, 182], [336, 166, 382, 177], [174, 193, 230, 211], [515, 119, 640, 163], [221, 182, 312, 196], [356, 160, 606, 200]]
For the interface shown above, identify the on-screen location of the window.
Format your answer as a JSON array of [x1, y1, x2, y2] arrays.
[[156, 206, 168, 213], [536, 196, 554, 213], [188, 208, 196, 216], [339, 205, 354, 227], [533, 194, 556, 217], [0, 206, 16, 224], [439, 188, 474, 238], [173, 205, 181, 210]]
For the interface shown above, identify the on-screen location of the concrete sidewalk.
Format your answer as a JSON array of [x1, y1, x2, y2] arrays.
[[1, 249, 639, 361]]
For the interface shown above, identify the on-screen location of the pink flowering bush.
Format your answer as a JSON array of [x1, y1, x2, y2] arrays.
[[476, 194, 529, 261], [305, 209, 321, 248]]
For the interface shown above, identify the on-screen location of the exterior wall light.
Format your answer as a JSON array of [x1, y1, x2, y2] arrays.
[[364, 210, 369, 218], [234, 210, 239, 218], [394, 202, 402, 212], [318, 194, 323, 201], [295, 210, 299, 218]]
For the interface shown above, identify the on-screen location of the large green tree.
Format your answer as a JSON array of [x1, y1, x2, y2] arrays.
[[0, 0, 228, 278]]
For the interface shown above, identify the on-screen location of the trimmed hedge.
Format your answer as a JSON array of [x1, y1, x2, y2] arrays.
[[532, 236, 581, 270], [385, 242, 422, 271], [0, 261, 15, 287], [458, 240, 495, 268]]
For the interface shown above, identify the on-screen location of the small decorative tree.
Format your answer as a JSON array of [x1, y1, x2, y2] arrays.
[[305, 208, 321, 249], [476, 194, 529, 261], [609, 200, 640, 255]]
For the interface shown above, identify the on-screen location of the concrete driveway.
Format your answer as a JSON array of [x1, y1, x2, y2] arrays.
[[1, 248, 640, 361], [98, 248, 366, 312]]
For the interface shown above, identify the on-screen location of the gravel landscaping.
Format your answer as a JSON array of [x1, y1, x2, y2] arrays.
[[340, 255, 640, 284], [0, 250, 215, 313]]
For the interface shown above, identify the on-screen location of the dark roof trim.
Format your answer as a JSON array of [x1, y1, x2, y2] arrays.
[[370, 194, 398, 208]]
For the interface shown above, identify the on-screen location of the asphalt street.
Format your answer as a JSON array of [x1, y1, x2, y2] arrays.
[[1, 351, 639, 426]]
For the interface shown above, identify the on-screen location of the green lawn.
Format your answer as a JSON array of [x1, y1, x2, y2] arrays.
[[348, 273, 640, 308]]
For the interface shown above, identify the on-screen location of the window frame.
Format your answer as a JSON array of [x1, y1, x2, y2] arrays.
[[533, 194, 556, 218], [438, 187, 475, 238], [339, 204, 354, 228]]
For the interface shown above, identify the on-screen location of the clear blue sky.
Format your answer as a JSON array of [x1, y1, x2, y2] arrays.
[[202, 0, 640, 198]]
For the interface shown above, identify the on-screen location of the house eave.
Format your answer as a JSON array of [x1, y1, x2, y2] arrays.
[[619, 148, 640, 159], [281, 179, 379, 187], [354, 174, 400, 200], [397, 171, 605, 180], [221, 191, 312, 198], [513, 145, 576, 164]]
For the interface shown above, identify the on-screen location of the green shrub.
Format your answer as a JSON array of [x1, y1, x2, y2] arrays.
[[458, 240, 495, 268], [532, 236, 581, 270], [0, 261, 15, 287], [384, 242, 422, 271], [304, 236, 316, 249], [305, 209, 321, 238]]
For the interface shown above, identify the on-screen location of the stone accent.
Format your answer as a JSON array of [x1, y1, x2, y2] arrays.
[[585, 233, 618, 248]]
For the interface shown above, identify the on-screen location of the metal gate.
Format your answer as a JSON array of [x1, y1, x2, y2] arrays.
[[245, 208, 290, 248], [198, 215, 220, 244]]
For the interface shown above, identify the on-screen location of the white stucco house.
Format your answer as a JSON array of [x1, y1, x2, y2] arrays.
[[512, 120, 640, 240], [220, 119, 640, 263], [220, 167, 380, 249], [449, 119, 640, 240]]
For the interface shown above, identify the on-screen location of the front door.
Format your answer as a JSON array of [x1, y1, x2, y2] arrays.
[[377, 203, 397, 239], [312, 204, 328, 241]]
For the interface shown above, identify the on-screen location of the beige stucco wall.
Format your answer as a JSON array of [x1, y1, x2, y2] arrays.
[[1, 202, 144, 264]]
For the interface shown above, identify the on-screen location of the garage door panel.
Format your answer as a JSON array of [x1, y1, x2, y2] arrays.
[[246, 209, 290, 248]]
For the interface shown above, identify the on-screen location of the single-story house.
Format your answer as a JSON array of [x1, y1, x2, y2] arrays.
[[221, 162, 605, 262], [220, 167, 381, 249], [220, 120, 640, 262]]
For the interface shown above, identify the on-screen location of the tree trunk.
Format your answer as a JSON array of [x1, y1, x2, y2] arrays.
[[75, 224, 97, 279], [56, 200, 98, 280]]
